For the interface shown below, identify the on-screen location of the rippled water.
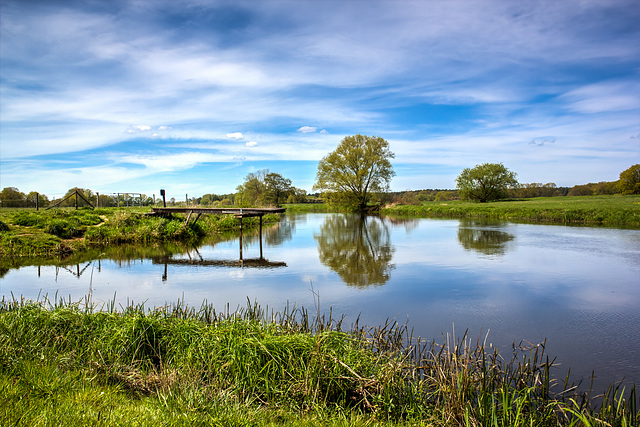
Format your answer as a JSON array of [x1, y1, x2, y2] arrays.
[[2, 213, 639, 392]]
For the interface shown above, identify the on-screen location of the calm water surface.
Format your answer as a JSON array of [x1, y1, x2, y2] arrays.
[[2, 213, 639, 392]]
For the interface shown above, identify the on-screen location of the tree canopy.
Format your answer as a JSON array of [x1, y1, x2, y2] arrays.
[[235, 170, 296, 207], [618, 164, 640, 194], [313, 134, 395, 211], [456, 163, 518, 202]]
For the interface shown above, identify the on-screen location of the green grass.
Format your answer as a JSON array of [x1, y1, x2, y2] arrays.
[[381, 195, 640, 228], [1, 297, 637, 426], [284, 203, 337, 213], [0, 207, 281, 258]]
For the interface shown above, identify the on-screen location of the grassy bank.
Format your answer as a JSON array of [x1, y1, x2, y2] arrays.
[[0, 297, 636, 426], [0, 207, 280, 258], [381, 195, 640, 228]]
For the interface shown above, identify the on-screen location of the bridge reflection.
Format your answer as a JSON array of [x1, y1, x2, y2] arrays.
[[152, 245, 286, 281], [153, 257, 287, 281]]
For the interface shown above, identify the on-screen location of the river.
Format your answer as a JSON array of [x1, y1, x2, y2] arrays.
[[2, 213, 639, 393]]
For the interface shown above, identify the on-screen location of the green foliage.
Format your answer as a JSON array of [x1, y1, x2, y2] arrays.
[[314, 134, 395, 211], [235, 170, 298, 207], [618, 164, 640, 194], [456, 163, 518, 202], [264, 172, 292, 207], [1, 299, 637, 426], [568, 184, 593, 196], [0, 187, 26, 208], [0, 220, 9, 232], [435, 190, 458, 201]]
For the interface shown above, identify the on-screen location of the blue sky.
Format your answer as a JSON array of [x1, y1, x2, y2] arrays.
[[1, 0, 639, 200]]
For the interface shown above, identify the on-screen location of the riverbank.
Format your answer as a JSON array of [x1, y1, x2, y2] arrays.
[[0, 207, 281, 259], [380, 195, 640, 228], [0, 297, 636, 426]]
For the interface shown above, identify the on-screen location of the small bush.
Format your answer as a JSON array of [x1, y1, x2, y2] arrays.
[[44, 219, 81, 239], [12, 212, 44, 227]]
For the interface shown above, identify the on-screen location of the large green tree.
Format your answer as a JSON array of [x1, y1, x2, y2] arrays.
[[236, 170, 296, 207], [236, 170, 268, 207], [264, 172, 292, 207], [456, 163, 518, 202], [313, 134, 395, 211], [618, 164, 640, 194]]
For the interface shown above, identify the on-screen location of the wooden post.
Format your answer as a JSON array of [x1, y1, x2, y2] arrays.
[[35, 192, 39, 211], [160, 189, 166, 207], [96, 192, 99, 208], [259, 215, 263, 259], [238, 216, 243, 261], [75, 190, 78, 210]]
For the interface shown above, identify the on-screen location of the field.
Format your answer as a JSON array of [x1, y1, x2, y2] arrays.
[[1, 297, 637, 426], [380, 195, 640, 228]]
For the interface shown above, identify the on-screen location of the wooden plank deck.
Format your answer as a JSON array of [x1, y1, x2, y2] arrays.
[[151, 207, 285, 217]]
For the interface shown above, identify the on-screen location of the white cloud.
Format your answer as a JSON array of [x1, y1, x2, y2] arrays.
[[297, 126, 317, 133], [562, 81, 640, 114], [127, 125, 152, 133], [226, 132, 244, 140], [1, 0, 639, 193]]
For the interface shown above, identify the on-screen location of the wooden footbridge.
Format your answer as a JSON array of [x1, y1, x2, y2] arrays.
[[151, 207, 286, 224], [151, 207, 287, 266]]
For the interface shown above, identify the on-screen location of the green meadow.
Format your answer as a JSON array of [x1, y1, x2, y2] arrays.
[[380, 195, 640, 228]]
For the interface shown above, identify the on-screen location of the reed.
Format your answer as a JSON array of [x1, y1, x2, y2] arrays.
[[0, 295, 637, 426]]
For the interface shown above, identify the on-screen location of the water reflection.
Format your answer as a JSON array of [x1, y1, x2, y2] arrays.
[[314, 215, 395, 287], [1, 221, 292, 282], [457, 220, 515, 256]]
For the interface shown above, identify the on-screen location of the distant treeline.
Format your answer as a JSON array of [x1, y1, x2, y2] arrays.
[[0, 175, 631, 209], [388, 180, 624, 205], [0, 187, 157, 209]]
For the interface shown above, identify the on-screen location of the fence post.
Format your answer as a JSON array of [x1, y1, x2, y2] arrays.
[[96, 192, 99, 208], [36, 192, 39, 211]]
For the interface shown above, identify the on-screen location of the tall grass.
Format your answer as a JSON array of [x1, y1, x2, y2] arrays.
[[1, 295, 637, 426]]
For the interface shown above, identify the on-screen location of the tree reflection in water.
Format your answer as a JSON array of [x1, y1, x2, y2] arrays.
[[314, 215, 395, 288], [457, 219, 515, 256]]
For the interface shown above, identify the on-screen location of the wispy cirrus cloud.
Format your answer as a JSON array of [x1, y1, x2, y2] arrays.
[[1, 0, 639, 195]]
